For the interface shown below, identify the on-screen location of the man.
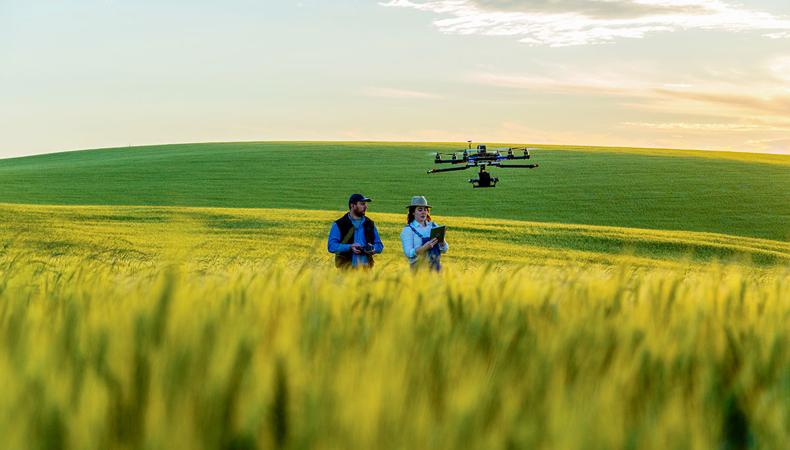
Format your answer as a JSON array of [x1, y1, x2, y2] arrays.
[[327, 193, 384, 269]]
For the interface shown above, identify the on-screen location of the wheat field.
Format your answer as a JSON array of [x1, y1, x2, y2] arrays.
[[1, 257, 788, 449], [2, 203, 788, 271], [1, 203, 788, 449]]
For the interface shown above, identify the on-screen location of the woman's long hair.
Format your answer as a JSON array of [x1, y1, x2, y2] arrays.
[[407, 206, 432, 224]]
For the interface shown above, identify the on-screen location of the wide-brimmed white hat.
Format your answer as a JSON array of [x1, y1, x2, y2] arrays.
[[406, 196, 431, 208]]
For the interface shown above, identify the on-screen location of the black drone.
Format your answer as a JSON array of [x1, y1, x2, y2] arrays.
[[427, 141, 539, 187]]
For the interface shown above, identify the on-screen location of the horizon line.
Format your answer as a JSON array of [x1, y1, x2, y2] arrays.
[[2, 139, 789, 162]]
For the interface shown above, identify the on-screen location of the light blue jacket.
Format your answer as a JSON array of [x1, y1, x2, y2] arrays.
[[400, 220, 449, 265]]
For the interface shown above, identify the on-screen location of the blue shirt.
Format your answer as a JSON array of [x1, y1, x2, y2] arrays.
[[327, 214, 384, 267]]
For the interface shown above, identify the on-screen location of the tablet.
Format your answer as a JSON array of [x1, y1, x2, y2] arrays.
[[429, 225, 446, 242]]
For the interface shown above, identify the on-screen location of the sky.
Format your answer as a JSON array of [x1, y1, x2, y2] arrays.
[[2, 0, 790, 158]]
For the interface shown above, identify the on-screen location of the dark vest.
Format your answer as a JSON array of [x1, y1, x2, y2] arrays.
[[335, 214, 376, 269]]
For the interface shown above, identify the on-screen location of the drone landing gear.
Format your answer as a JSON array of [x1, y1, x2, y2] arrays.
[[469, 167, 498, 188]]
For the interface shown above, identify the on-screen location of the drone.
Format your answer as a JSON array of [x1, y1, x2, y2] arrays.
[[427, 141, 539, 187]]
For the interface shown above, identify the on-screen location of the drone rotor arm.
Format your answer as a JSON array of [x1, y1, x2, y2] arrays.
[[497, 163, 539, 169], [427, 166, 471, 174], [434, 159, 469, 165]]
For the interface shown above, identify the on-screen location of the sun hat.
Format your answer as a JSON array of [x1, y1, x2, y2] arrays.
[[348, 193, 372, 205], [406, 196, 431, 209]]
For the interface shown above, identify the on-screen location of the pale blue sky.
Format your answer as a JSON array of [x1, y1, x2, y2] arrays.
[[2, 0, 790, 157]]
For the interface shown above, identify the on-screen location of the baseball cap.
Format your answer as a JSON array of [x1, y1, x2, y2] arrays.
[[348, 193, 372, 205]]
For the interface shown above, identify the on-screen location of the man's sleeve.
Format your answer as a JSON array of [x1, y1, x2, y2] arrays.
[[372, 225, 384, 254], [328, 223, 351, 254]]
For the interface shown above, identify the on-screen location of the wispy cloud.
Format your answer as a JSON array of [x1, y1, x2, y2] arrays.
[[622, 122, 790, 132], [381, 0, 790, 46], [767, 55, 790, 85], [470, 70, 653, 94], [744, 137, 790, 149], [468, 57, 790, 152], [471, 61, 790, 117], [654, 89, 790, 116], [621, 121, 790, 153], [362, 87, 442, 99]]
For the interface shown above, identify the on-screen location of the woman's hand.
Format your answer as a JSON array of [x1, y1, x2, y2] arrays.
[[417, 238, 439, 254]]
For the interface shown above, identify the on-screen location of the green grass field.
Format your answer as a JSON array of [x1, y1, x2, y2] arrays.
[[1, 142, 788, 240], [1, 142, 788, 449]]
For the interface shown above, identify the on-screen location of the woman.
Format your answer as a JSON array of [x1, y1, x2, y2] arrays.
[[400, 196, 449, 271]]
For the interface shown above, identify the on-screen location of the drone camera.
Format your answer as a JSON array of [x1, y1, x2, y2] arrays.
[[469, 170, 498, 188]]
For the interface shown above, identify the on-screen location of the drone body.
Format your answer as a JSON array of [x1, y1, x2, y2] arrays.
[[427, 142, 539, 187]]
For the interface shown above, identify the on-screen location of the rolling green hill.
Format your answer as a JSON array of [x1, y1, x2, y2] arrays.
[[1, 141, 788, 241], [1, 143, 789, 449]]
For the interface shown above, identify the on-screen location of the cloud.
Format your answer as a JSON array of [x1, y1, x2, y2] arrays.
[[362, 87, 442, 99], [381, 0, 790, 46], [620, 122, 790, 153], [744, 136, 790, 149], [471, 61, 790, 118], [622, 122, 790, 132], [470, 69, 652, 94], [470, 1, 711, 18], [654, 89, 790, 116], [768, 56, 790, 84], [468, 59, 790, 152]]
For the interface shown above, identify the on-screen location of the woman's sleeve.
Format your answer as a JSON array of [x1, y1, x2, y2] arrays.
[[400, 227, 417, 258]]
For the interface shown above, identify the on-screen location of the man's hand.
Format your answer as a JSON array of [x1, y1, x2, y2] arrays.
[[350, 243, 363, 254]]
